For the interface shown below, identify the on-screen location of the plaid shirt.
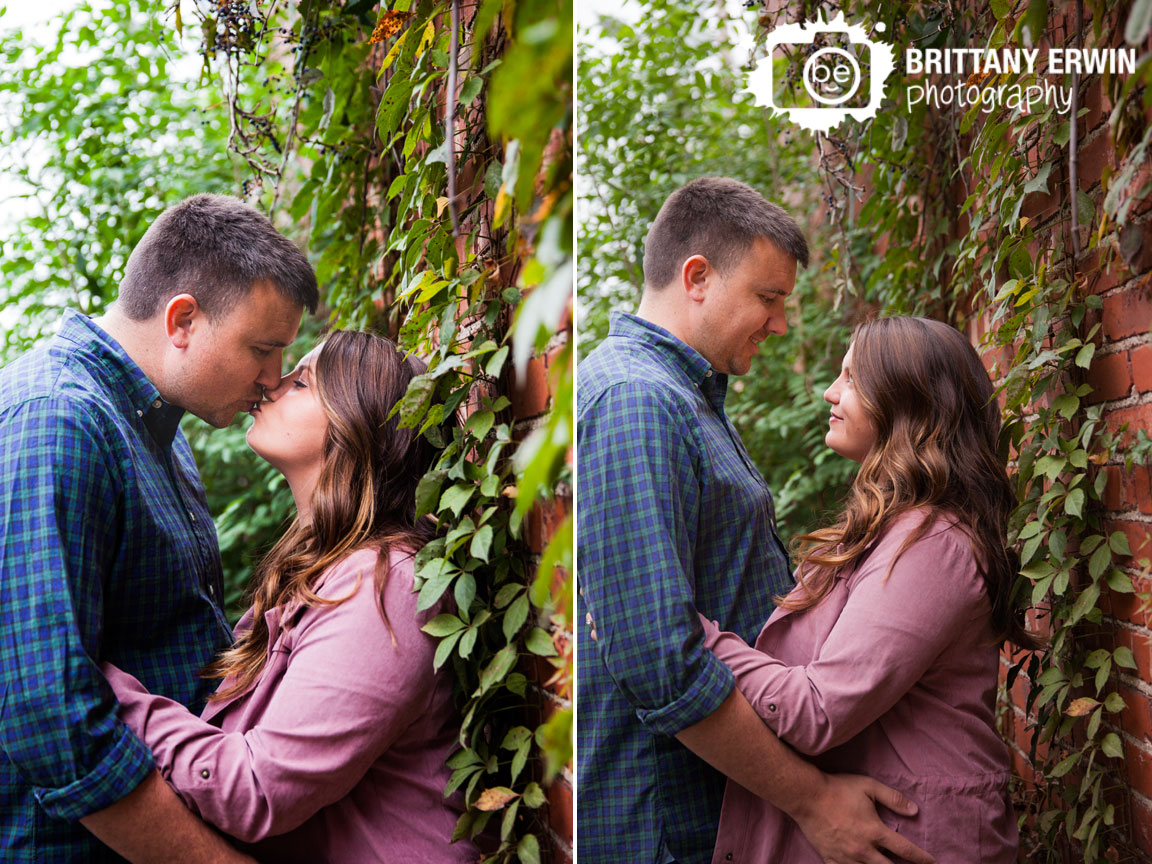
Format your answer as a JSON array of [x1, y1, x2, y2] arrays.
[[577, 312, 793, 864], [0, 311, 233, 863]]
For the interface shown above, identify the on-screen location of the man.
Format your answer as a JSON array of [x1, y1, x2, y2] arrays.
[[0, 194, 318, 863], [577, 178, 934, 864]]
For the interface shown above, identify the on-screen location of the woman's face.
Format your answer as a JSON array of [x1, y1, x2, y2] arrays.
[[246, 346, 329, 478], [823, 344, 878, 463]]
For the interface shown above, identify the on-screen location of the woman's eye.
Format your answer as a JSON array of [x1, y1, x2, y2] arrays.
[[293, 378, 307, 389]]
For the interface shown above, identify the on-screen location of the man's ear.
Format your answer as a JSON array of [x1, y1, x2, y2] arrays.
[[164, 294, 201, 349], [681, 254, 710, 303]]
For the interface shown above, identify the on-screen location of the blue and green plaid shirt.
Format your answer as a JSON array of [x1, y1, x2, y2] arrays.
[[577, 312, 793, 864], [0, 311, 234, 862]]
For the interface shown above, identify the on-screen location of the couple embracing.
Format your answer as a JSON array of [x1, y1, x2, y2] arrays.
[[578, 178, 1030, 864], [0, 196, 474, 862]]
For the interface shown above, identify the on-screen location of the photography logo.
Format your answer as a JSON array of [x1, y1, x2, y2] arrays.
[[746, 12, 897, 133]]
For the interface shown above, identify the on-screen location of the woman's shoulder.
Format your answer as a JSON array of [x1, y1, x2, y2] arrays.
[[311, 545, 418, 599], [859, 507, 983, 588]]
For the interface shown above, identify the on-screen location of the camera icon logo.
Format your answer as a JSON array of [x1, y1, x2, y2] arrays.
[[746, 12, 897, 133]]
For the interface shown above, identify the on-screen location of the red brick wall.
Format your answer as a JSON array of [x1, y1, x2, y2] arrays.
[[511, 310, 573, 864], [980, 8, 1152, 858]]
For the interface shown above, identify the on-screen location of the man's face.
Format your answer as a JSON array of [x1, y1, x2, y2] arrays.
[[166, 280, 304, 428], [693, 237, 798, 376]]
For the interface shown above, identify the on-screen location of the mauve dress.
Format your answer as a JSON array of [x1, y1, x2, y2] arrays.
[[105, 547, 476, 864], [703, 509, 1019, 864]]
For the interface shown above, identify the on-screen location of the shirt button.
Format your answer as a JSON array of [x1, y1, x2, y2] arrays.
[[189, 513, 197, 523], [705, 370, 713, 378], [200, 768, 210, 779], [726, 854, 733, 861], [152, 399, 162, 409], [768, 704, 777, 712], [136, 409, 143, 418]]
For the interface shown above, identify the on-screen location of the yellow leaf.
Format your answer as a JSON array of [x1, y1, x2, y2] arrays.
[[475, 786, 518, 812], [1066, 697, 1099, 717], [418, 20, 435, 55], [378, 30, 409, 76], [494, 187, 510, 228], [1019, 216, 1031, 230], [370, 10, 412, 43], [436, 196, 450, 217]]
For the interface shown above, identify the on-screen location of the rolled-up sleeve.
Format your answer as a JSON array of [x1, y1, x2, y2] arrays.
[[0, 398, 154, 820], [702, 526, 987, 755], [578, 382, 734, 737], [105, 553, 438, 842]]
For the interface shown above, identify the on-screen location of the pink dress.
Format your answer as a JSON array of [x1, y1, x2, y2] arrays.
[[105, 547, 476, 864], [703, 510, 1018, 864]]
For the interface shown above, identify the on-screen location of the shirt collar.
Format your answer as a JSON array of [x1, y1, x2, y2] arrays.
[[608, 311, 729, 409], [58, 310, 187, 449]]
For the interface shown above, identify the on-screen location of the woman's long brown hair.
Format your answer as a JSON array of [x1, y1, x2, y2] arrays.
[[206, 330, 442, 699], [785, 316, 1036, 649]]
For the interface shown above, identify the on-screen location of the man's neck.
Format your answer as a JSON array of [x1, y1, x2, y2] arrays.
[[636, 292, 694, 351]]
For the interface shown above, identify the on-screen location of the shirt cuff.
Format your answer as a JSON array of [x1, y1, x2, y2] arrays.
[[33, 721, 156, 821], [635, 655, 735, 737]]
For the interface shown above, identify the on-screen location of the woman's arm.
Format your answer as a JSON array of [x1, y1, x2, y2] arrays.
[[103, 551, 438, 842], [702, 525, 988, 755]]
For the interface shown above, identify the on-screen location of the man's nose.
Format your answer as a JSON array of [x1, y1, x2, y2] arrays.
[[255, 355, 284, 390]]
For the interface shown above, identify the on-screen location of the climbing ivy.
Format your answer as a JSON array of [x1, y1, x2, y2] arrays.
[[190, 0, 572, 861]]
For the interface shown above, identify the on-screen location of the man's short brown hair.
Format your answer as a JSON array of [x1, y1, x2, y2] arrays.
[[118, 194, 319, 320], [642, 177, 809, 290]]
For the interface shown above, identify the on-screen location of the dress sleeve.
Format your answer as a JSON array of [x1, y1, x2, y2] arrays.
[[578, 382, 734, 737], [104, 552, 438, 842], [0, 398, 155, 820], [701, 524, 988, 755]]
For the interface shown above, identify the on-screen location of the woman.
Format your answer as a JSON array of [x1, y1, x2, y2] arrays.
[[702, 317, 1029, 864], [103, 330, 475, 863]]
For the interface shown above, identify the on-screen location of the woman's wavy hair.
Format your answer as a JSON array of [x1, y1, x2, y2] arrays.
[[206, 329, 444, 698], [785, 316, 1035, 648]]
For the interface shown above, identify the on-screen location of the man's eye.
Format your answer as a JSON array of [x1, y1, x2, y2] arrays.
[[254, 347, 271, 358]]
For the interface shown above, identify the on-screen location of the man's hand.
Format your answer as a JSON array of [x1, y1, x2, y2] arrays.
[[786, 772, 936, 864], [81, 770, 257, 864]]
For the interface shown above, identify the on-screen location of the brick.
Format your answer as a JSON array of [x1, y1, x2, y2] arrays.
[[1104, 518, 1152, 563], [1086, 349, 1134, 402], [1107, 572, 1152, 629], [547, 777, 573, 845], [1134, 793, 1152, 860], [1102, 283, 1152, 341], [525, 496, 569, 555], [1114, 678, 1152, 742], [1123, 737, 1152, 802], [510, 355, 551, 419], [1133, 343, 1152, 393], [1079, 127, 1117, 190], [1105, 402, 1152, 449], [1082, 76, 1114, 136], [1105, 465, 1126, 510]]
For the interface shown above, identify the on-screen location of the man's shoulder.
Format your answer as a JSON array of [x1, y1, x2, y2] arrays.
[[579, 340, 696, 417]]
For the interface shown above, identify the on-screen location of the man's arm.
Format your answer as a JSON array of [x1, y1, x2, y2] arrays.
[[80, 772, 255, 864], [677, 690, 935, 864]]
